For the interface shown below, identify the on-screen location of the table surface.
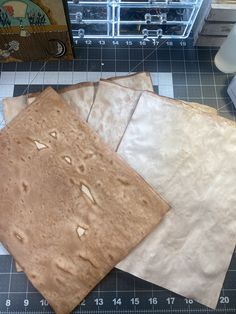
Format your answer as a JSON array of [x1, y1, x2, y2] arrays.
[[0, 46, 236, 314]]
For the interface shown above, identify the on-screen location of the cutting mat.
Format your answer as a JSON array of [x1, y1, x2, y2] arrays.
[[0, 46, 236, 314]]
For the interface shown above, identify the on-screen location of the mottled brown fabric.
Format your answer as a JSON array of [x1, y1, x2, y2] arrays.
[[2, 72, 156, 273], [0, 87, 169, 314]]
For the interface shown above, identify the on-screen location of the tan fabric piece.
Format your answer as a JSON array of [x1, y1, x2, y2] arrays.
[[106, 72, 154, 91], [116, 91, 236, 309], [0, 88, 169, 314], [15, 261, 23, 272], [60, 82, 95, 120], [88, 81, 141, 151], [182, 101, 217, 115], [163, 97, 218, 116], [3, 95, 28, 123]]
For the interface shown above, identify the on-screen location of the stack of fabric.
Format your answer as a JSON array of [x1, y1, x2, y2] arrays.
[[1, 72, 236, 314]]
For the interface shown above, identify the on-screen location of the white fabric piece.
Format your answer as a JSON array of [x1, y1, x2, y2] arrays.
[[88, 81, 141, 150], [116, 91, 236, 309]]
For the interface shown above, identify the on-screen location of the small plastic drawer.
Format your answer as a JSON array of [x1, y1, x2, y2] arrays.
[[72, 23, 109, 38], [69, 4, 109, 23], [119, 7, 194, 23], [118, 23, 184, 37]]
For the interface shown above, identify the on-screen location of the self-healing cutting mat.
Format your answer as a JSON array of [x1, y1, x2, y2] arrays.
[[0, 87, 169, 314], [0, 47, 236, 314]]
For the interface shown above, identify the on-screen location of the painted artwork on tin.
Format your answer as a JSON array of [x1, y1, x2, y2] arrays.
[[0, 0, 73, 62], [0, 0, 52, 28]]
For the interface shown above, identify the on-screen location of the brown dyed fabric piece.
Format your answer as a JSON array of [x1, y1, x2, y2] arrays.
[[2, 72, 156, 273], [0, 88, 169, 314]]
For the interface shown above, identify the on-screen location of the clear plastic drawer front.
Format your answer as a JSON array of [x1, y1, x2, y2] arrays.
[[68, 0, 203, 39]]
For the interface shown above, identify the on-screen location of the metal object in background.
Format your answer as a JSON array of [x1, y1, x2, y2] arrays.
[[67, 0, 204, 41], [228, 76, 236, 108]]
